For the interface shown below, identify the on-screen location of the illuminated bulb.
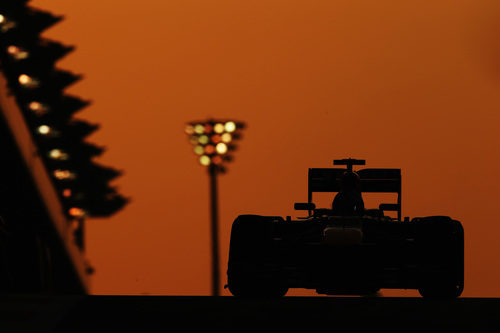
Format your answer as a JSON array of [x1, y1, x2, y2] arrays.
[[194, 124, 205, 134], [18, 74, 30, 84], [185, 124, 194, 135], [198, 135, 209, 145], [29, 101, 41, 109], [37, 125, 51, 135], [62, 189, 72, 198], [199, 155, 211, 166], [224, 121, 236, 133], [211, 134, 221, 144], [0, 16, 16, 32], [204, 145, 215, 154], [204, 124, 213, 133], [189, 136, 199, 145], [215, 143, 228, 154], [193, 145, 204, 155], [18, 74, 38, 88], [7, 45, 29, 60], [29, 101, 49, 115], [49, 149, 69, 160], [212, 155, 223, 165], [221, 133, 232, 143], [53, 169, 75, 180], [69, 207, 85, 218], [214, 123, 225, 134]]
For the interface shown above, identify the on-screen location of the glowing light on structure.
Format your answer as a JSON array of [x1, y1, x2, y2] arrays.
[[28, 101, 49, 116], [189, 136, 199, 145], [185, 119, 245, 168], [214, 123, 225, 134], [204, 145, 215, 154], [194, 124, 205, 134], [194, 145, 204, 155], [7, 45, 29, 60], [68, 207, 86, 218], [184, 118, 245, 296], [221, 133, 232, 143], [62, 189, 72, 198], [49, 149, 69, 160], [211, 134, 221, 143], [0, 15, 16, 32], [37, 125, 52, 135], [18, 74, 39, 88], [18, 74, 31, 84], [215, 143, 227, 154], [185, 124, 194, 135], [53, 169, 76, 180], [224, 121, 236, 133], [198, 135, 209, 145], [212, 155, 223, 165], [199, 155, 211, 166]]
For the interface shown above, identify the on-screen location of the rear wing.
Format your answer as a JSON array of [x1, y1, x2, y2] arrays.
[[308, 168, 402, 220]]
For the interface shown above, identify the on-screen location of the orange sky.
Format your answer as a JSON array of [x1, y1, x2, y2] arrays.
[[31, 0, 500, 296]]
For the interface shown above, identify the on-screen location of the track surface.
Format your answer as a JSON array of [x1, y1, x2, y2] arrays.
[[1, 295, 499, 331]]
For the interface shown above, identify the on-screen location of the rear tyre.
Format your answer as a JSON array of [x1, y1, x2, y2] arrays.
[[415, 216, 464, 299], [227, 215, 288, 298], [228, 278, 288, 298], [418, 283, 463, 299]]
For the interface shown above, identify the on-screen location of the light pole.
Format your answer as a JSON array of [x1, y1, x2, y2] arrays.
[[185, 119, 245, 296]]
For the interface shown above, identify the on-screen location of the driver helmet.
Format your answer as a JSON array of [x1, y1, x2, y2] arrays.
[[339, 171, 361, 191]]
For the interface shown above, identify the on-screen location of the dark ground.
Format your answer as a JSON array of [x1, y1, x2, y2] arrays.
[[0, 295, 499, 332]]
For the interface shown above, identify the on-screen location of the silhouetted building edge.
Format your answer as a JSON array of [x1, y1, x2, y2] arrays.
[[0, 69, 89, 293]]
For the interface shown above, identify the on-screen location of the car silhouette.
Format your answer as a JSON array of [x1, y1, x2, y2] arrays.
[[226, 159, 464, 298]]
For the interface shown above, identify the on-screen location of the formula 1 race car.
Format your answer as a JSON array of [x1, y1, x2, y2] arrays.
[[226, 159, 464, 298]]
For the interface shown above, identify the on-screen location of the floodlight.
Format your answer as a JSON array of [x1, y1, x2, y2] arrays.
[[221, 133, 232, 143], [184, 118, 246, 296], [215, 143, 227, 154], [214, 123, 225, 133], [224, 121, 236, 133]]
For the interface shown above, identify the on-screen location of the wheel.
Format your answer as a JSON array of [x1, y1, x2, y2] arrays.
[[227, 215, 273, 263], [415, 216, 464, 299], [227, 277, 288, 298], [227, 215, 288, 297], [418, 282, 463, 299]]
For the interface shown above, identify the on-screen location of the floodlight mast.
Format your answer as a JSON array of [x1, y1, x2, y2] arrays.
[[185, 119, 245, 296], [208, 164, 220, 297]]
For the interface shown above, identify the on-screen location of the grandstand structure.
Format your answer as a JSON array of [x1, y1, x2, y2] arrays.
[[0, 1, 126, 293]]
